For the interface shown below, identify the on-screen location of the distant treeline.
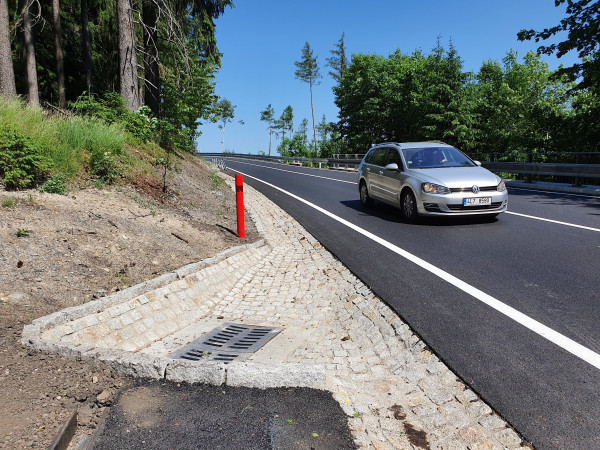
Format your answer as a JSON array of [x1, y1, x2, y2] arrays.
[[333, 44, 599, 155]]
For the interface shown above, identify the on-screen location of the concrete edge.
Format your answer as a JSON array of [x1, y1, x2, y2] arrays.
[[505, 180, 600, 197], [23, 336, 326, 389], [226, 362, 326, 389]]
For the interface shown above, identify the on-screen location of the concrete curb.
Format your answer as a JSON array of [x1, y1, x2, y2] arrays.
[[506, 180, 600, 197]]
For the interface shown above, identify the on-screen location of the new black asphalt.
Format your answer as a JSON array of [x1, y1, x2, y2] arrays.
[[91, 380, 356, 449]]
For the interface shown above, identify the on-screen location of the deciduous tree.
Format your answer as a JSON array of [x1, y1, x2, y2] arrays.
[[517, 0, 600, 90], [214, 98, 235, 152]]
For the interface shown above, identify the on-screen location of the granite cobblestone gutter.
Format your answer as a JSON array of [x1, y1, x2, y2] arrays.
[[22, 169, 528, 449]]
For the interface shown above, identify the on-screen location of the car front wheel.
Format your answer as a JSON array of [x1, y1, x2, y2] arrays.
[[359, 182, 373, 207], [401, 190, 418, 222]]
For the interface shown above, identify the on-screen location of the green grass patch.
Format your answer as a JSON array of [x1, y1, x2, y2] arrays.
[[0, 97, 187, 191], [1, 197, 16, 208]]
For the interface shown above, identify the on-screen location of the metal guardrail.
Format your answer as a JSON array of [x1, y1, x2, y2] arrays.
[[199, 152, 600, 186], [201, 153, 329, 168]]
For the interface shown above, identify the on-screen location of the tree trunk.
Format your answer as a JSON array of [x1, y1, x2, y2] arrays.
[[309, 79, 317, 155], [0, 0, 16, 97], [80, 0, 92, 91], [143, 0, 159, 116], [117, 0, 139, 111], [52, 0, 66, 108], [23, 0, 39, 106]]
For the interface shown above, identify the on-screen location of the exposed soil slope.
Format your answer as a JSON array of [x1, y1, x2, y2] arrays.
[[0, 154, 257, 448]]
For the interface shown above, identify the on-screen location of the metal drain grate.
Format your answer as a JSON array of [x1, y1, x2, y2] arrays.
[[170, 323, 283, 363]]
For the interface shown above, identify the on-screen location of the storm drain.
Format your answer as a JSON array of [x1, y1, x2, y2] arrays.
[[170, 323, 283, 363]]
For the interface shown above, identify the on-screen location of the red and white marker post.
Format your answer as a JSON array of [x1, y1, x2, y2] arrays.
[[235, 174, 245, 238]]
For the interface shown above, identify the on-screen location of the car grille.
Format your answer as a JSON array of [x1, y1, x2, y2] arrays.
[[447, 202, 503, 211], [449, 186, 497, 193]]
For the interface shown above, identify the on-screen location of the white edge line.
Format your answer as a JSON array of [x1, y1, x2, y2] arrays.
[[506, 211, 600, 233], [238, 169, 600, 371]]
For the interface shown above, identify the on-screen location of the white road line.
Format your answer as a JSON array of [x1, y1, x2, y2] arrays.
[[506, 211, 600, 233], [224, 159, 356, 184], [238, 169, 600, 371]]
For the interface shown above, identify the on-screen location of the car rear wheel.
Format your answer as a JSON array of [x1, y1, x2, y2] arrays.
[[360, 182, 373, 207], [401, 190, 418, 222]]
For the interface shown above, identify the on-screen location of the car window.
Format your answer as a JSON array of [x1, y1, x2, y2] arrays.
[[364, 149, 376, 164], [371, 148, 388, 167], [385, 148, 403, 168], [402, 147, 475, 169]]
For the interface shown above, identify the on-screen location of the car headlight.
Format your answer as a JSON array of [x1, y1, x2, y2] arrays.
[[497, 180, 506, 192], [421, 182, 450, 194]]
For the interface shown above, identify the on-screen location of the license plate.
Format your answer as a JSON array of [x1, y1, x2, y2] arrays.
[[463, 197, 491, 206]]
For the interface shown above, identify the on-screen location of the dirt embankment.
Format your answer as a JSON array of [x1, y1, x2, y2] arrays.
[[0, 155, 257, 448]]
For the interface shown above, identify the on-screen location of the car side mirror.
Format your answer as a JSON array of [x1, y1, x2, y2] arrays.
[[474, 160, 482, 166], [384, 163, 400, 171]]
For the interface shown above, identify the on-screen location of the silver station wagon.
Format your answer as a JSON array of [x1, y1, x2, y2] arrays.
[[358, 142, 508, 221]]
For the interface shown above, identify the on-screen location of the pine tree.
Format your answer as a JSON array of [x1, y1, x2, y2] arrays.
[[294, 42, 321, 155], [0, 0, 16, 97], [260, 104, 275, 156]]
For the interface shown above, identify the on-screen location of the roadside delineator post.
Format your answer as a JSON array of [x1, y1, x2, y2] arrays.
[[235, 174, 245, 238]]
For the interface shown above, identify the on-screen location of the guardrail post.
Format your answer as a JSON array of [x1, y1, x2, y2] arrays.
[[573, 153, 582, 187], [235, 174, 245, 238], [526, 153, 533, 183]]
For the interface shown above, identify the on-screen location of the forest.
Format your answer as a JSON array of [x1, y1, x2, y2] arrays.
[[0, 0, 232, 151]]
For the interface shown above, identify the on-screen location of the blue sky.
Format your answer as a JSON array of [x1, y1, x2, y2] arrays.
[[195, 0, 577, 155]]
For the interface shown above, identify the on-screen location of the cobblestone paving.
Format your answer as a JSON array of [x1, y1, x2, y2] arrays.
[[25, 172, 530, 449], [213, 178, 527, 449]]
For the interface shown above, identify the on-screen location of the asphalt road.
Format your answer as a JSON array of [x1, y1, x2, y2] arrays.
[[221, 158, 600, 449]]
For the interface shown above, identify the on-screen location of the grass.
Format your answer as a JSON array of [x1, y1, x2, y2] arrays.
[[209, 170, 225, 190], [16, 227, 31, 237], [0, 97, 174, 190], [1, 197, 16, 208]]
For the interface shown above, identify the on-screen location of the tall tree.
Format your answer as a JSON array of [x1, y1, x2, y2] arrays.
[[279, 105, 294, 139], [294, 41, 321, 155], [117, 0, 139, 111], [214, 98, 235, 152], [0, 0, 16, 97], [517, 0, 600, 90], [260, 104, 275, 156], [52, 0, 66, 108], [23, 0, 39, 106], [143, 0, 159, 116], [80, 0, 92, 91], [326, 32, 348, 83]]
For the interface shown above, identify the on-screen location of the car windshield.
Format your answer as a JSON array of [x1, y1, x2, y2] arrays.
[[402, 147, 475, 169]]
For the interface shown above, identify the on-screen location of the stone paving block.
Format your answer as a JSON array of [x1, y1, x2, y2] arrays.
[[226, 362, 326, 389], [165, 360, 226, 385]]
